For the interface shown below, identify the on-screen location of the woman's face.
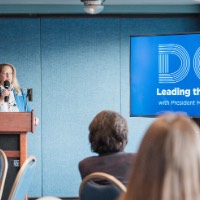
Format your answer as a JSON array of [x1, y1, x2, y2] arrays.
[[0, 65, 13, 86]]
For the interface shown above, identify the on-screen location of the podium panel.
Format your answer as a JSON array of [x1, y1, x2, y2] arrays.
[[0, 134, 19, 200], [0, 111, 34, 200]]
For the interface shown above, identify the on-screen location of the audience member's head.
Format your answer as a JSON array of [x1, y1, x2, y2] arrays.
[[89, 110, 128, 155], [121, 113, 200, 200]]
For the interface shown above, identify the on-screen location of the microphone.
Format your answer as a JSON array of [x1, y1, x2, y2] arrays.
[[4, 80, 10, 102]]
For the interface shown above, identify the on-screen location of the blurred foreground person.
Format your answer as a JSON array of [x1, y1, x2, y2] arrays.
[[120, 113, 200, 200]]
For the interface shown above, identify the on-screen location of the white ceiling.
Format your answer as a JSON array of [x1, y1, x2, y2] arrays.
[[0, 0, 200, 14]]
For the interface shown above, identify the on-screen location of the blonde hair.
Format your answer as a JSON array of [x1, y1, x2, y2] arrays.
[[0, 63, 21, 94], [122, 113, 200, 200]]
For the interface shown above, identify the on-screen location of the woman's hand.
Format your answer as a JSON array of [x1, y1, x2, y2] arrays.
[[34, 117, 39, 126], [2, 89, 10, 98], [0, 89, 10, 103]]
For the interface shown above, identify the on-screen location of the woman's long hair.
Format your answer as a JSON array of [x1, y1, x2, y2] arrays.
[[0, 63, 21, 94], [123, 113, 200, 200]]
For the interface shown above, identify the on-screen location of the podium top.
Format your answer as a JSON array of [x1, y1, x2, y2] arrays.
[[0, 111, 34, 133]]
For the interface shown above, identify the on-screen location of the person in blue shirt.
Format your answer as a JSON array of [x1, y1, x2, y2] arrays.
[[0, 63, 39, 125]]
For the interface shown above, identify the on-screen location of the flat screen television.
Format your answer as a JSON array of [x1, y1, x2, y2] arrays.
[[130, 32, 200, 117]]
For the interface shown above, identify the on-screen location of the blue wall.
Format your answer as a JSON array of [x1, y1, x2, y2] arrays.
[[0, 16, 199, 197]]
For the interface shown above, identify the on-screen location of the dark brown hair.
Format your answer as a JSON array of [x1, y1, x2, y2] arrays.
[[89, 110, 128, 154]]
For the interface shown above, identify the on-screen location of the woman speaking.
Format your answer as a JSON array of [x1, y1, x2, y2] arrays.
[[0, 63, 39, 126]]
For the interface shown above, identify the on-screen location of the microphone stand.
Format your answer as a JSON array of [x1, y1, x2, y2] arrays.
[[25, 88, 33, 112]]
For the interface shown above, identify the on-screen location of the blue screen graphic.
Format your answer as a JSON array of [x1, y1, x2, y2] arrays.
[[130, 33, 200, 117]]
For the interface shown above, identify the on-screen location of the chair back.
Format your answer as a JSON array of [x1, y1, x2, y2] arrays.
[[8, 156, 36, 200], [79, 172, 127, 200], [36, 197, 62, 200], [0, 149, 8, 199]]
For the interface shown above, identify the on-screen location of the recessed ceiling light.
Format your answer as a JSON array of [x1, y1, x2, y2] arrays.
[[80, 0, 105, 15]]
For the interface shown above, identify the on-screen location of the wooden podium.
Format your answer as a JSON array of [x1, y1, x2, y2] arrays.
[[0, 111, 34, 200]]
